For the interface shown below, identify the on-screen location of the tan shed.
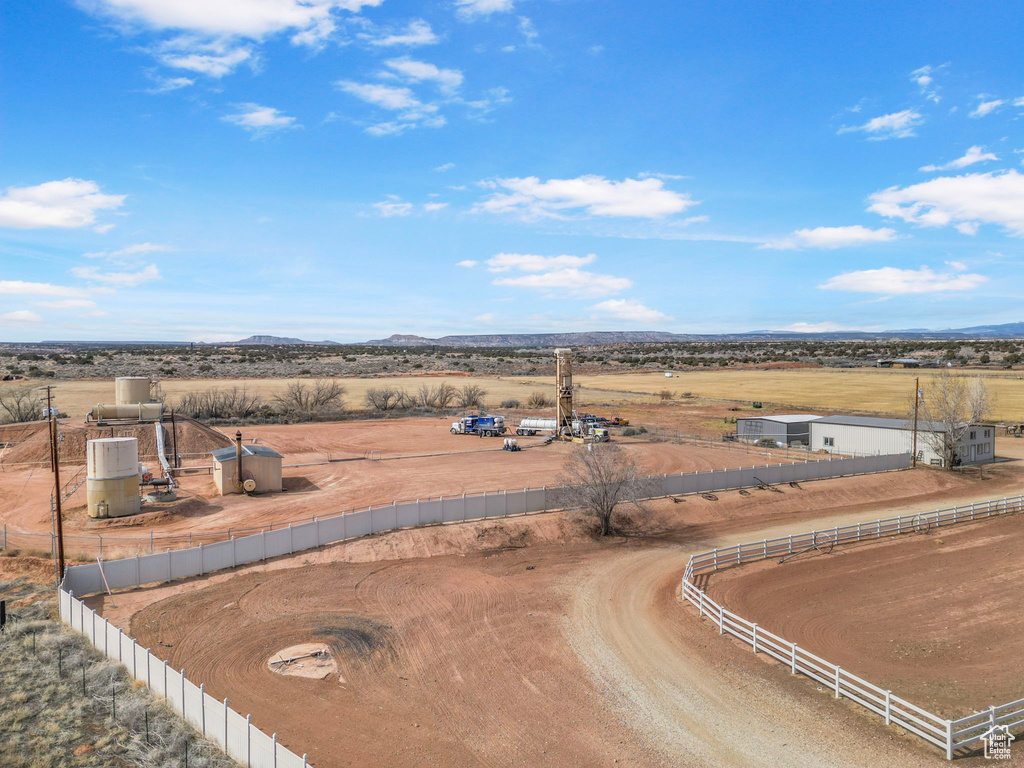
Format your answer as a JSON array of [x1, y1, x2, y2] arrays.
[[211, 444, 283, 495]]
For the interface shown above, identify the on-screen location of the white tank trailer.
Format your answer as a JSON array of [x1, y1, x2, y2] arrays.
[[90, 376, 163, 422], [86, 437, 142, 519]]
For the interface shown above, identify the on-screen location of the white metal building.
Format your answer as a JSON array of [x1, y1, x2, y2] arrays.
[[808, 415, 995, 466], [736, 414, 822, 446]]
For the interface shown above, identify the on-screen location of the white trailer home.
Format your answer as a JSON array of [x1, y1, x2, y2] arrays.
[[808, 415, 995, 466]]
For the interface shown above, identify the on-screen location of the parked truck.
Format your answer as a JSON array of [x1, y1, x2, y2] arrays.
[[515, 417, 609, 441], [451, 415, 507, 436]]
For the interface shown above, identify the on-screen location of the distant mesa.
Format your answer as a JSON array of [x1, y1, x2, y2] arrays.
[[230, 335, 339, 346]]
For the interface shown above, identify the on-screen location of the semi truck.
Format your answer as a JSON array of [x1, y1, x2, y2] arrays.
[[450, 415, 507, 436]]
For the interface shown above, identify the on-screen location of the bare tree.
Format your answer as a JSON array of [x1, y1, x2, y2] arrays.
[[555, 444, 658, 535], [913, 372, 991, 468], [273, 380, 346, 415], [527, 391, 552, 409], [415, 382, 459, 410], [365, 386, 408, 411], [175, 387, 265, 420], [0, 386, 43, 423], [457, 384, 487, 409]]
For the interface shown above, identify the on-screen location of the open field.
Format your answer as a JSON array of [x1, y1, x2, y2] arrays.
[[7, 365, 1023, 423], [704, 512, 1024, 720], [555, 369, 1024, 423], [92, 466, 1024, 768]]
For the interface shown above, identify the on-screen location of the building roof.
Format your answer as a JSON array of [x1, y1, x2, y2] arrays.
[[211, 444, 283, 462], [813, 414, 947, 432], [737, 414, 822, 423]]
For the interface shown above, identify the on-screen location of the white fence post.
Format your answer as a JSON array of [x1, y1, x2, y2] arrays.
[[246, 714, 252, 767], [834, 666, 841, 698], [790, 643, 797, 674], [884, 690, 891, 724], [752, 623, 758, 653], [274, 733, 279, 768], [719, 604, 724, 634], [200, 683, 206, 735]]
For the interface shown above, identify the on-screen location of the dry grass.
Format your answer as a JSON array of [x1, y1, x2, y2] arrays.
[[9, 366, 1023, 423], [530, 369, 1024, 423], [0, 576, 236, 768]]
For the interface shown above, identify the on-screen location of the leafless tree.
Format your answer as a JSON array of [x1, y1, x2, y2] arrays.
[[0, 386, 43, 423], [527, 391, 552, 409], [457, 384, 487, 409], [273, 380, 346, 415], [364, 386, 408, 411], [416, 382, 459, 410], [913, 372, 991, 468], [554, 444, 659, 535], [175, 387, 265, 420], [658, 389, 674, 401]]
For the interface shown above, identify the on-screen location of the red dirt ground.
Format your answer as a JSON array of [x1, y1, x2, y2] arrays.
[[704, 512, 1024, 720], [0, 416, 808, 544], [94, 464, 1024, 768]]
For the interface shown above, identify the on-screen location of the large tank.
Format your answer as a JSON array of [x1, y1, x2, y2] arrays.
[[89, 403, 163, 422], [555, 348, 574, 433], [115, 376, 152, 405], [86, 437, 141, 519]]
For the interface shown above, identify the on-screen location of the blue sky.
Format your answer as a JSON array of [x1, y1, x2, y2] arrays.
[[2, 0, 1024, 342]]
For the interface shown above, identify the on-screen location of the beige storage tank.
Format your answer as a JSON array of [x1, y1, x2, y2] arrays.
[[115, 376, 152, 405], [86, 437, 142, 519], [89, 403, 164, 422]]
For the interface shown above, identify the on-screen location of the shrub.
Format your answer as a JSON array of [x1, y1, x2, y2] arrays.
[[527, 391, 552, 409], [500, 398, 521, 409]]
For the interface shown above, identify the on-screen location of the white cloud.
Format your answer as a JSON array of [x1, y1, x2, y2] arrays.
[[970, 96, 1004, 118], [364, 19, 439, 46], [434, 162, 455, 172], [910, 64, 944, 103], [158, 43, 253, 77], [423, 202, 448, 211], [146, 75, 194, 92], [494, 268, 631, 297], [71, 264, 162, 287], [474, 312, 495, 322], [485, 253, 596, 272], [337, 80, 443, 134], [0, 179, 125, 229], [222, 103, 298, 134], [820, 264, 988, 295], [475, 175, 696, 219], [518, 16, 539, 47], [868, 170, 1024, 236], [837, 109, 923, 139], [0, 281, 88, 298], [372, 200, 414, 216], [456, 0, 515, 18], [84, 242, 174, 259], [34, 299, 98, 309], [763, 225, 899, 250], [0, 310, 42, 325], [920, 146, 998, 172], [383, 57, 463, 94], [456, 260, 478, 268], [86, 0, 382, 40], [780, 322, 855, 333], [590, 298, 671, 324]]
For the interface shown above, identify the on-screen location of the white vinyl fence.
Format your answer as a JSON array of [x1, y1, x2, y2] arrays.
[[58, 452, 909, 595], [681, 494, 1024, 759], [58, 588, 309, 768], [52, 451, 909, 768]]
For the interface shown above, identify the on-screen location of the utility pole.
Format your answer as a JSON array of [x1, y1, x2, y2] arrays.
[[42, 386, 65, 583], [911, 376, 920, 469]]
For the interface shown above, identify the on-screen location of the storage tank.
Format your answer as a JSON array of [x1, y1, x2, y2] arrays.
[[89, 403, 163, 422], [115, 377, 152, 405], [86, 437, 141, 519]]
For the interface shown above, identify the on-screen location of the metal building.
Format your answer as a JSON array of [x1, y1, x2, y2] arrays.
[[211, 444, 283, 495], [808, 415, 996, 466], [736, 414, 821, 446]]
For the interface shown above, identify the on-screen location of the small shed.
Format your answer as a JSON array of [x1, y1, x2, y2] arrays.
[[211, 444, 283, 495], [736, 414, 822, 446]]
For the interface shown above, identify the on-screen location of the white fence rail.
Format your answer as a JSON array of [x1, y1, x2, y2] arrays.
[[58, 588, 308, 768], [682, 494, 1024, 759], [59, 452, 909, 596]]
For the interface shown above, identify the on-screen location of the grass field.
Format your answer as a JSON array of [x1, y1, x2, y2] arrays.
[[7, 366, 1023, 422], [557, 368, 1024, 423]]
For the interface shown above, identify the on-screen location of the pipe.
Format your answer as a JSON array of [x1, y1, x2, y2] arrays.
[[234, 430, 243, 489]]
